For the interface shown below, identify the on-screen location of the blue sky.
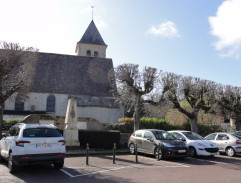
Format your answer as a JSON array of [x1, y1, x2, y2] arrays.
[[0, 0, 241, 87]]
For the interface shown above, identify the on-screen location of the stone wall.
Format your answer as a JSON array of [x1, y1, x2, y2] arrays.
[[22, 114, 104, 131], [4, 92, 124, 124], [76, 43, 107, 58]]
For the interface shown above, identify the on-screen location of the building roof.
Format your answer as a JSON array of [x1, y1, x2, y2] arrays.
[[30, 52, 115, 97], [78, 20, 107, 46]]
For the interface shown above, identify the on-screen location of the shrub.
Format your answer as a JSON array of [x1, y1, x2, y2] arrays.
[[181, 121, 222, 136], [105, 117, 222, 136], [2, 119, 22, 131]]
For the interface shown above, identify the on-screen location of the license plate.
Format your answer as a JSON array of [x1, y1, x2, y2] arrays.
[[36, 144, 51, 148], [178, 150, 186, 153]]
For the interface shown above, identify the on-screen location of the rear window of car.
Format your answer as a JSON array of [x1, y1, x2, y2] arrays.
[[23, 128, 62, 137]]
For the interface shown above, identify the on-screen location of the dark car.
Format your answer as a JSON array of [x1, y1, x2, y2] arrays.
[[128, 129, 189, 159]]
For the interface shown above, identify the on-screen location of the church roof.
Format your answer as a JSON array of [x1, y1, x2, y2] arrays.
[[30, 52, 115, 97], [78, 20, 107, 46]]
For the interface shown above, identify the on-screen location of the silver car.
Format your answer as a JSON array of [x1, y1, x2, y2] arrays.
[[205, 132, 241, 157]]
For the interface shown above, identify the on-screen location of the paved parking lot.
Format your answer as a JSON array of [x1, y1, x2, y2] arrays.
[[0, 154, 241, 183]]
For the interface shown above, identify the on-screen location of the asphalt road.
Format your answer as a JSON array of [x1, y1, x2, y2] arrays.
[[0, 154, 241, 183]]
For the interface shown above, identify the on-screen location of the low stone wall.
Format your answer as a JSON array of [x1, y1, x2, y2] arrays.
[[22, 114, 103, 131]]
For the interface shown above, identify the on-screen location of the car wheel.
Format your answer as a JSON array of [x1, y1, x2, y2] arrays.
[[53, 162, 64, 169], [129, 144, 135, 155], [189, 147, 197, 158], [154, 147, 163, 160], [225, 147, 235, 157], [8, 152, 17, 173]]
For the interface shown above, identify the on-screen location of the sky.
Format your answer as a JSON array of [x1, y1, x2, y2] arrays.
[[0, 0, 241, 87]]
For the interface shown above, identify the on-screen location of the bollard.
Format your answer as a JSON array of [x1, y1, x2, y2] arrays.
[[135, 143, 138, 163], [157, 143, 160, 161], [113, 143, 116, 164], [86, 143, 89, 165]]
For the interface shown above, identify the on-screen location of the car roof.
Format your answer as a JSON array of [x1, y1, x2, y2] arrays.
[[135, 129, 165, 132], [168, 130, 190, 133], [14, 123, 57, 129]]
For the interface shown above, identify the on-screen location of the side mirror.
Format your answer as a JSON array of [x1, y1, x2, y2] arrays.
[[147, 137, 153, 142], [180, 137, 186, 142]]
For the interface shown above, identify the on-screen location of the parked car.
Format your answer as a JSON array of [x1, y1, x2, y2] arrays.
[[168, 130, 219, 158], [0, 123, 66, 173], [205, 132, 241, 157], [128, 129, 188, 159], [234, 131, 241, 136]]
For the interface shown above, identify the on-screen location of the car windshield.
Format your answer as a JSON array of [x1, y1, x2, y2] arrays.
[[153, 131, 176, 140], [182, 132, 204, 140], [23, 128, 62, 137]]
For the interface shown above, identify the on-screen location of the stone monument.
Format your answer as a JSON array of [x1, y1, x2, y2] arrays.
[[63, 98, 80, 147]]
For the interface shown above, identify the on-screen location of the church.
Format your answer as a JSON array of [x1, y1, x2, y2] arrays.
[[4, 20, 124, 124]]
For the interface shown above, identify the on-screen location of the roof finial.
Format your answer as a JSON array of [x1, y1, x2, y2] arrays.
[[91, 6, 94, 20]]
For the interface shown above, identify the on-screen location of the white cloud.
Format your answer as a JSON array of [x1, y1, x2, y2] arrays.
[[95, 19, 109, 31], [209, 0, 241, 58], [147, 21, 180, 38]]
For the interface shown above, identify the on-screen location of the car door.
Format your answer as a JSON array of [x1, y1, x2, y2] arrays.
[[134, 130, 144, 151], [205, 133, 217, 143], [215, 134, 229, 151], [3, 126, 20, 158], [142, 130, 155, 154]]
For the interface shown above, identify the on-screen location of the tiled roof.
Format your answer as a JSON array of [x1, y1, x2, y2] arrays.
[[78, 20, 107, 46], [30, 52, 115, 97]]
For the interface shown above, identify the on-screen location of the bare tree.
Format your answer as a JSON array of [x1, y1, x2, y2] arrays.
[[0, 41, 38, 138], [217, 85, 241, 130], [115, 64, 159, 131], [162, 72, 217, 133]]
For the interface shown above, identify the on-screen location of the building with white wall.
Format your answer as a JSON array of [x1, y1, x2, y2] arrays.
[[3, 20, 124, 123]]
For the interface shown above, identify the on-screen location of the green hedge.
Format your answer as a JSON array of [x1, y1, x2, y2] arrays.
[[2, 119, 22, 131], [105, 117, 222, 136]]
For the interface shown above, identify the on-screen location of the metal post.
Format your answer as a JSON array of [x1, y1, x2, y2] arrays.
[[113, 143, 116, 164], [135, 143, 138, 163], [86, 143, 89, 165], [157, 143, 160, 161]]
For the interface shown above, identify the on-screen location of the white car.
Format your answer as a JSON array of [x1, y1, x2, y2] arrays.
[[0, 123, 66, 173], [168, 130, 219, 157]]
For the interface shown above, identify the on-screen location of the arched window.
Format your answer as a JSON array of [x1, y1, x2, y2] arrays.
[[86, 50, 91, 57], [46, 95, 55, 112], [15, 96, 24, 111], [94, 51, 98, 57]]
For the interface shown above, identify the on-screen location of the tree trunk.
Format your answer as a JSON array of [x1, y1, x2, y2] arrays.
[[190, 114, 198, 133], [235, 115, 241, 131], [0, 103, 4, 139], [133, 95, 141, 132]]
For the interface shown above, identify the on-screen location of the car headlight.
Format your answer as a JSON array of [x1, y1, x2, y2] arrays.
[[162, 142, 175, 148]]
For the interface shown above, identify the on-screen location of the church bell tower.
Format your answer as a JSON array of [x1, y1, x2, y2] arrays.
[[75, 20, 107, 58]]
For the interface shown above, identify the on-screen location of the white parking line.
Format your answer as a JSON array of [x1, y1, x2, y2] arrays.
[[132, 155, 189, 167], [60, 159, 189, 178]]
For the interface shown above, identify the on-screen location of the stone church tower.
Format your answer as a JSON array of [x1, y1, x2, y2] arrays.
[[75, 20, 107, 58]]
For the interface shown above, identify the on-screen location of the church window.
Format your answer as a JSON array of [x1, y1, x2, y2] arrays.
[[15, 96, 24, 111], [94, 51, 98, 57], [46, 95, 55, 112], [86, 50, 91, 57]]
